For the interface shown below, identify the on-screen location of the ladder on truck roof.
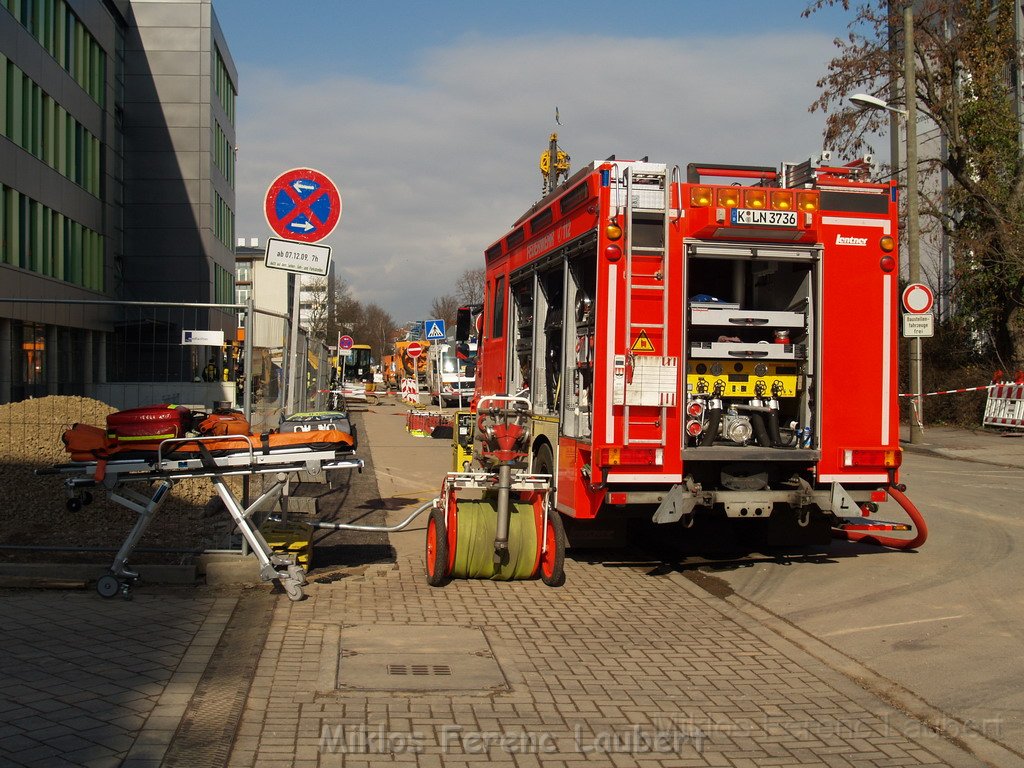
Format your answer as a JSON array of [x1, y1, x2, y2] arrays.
[[620, 163, 678, 448]]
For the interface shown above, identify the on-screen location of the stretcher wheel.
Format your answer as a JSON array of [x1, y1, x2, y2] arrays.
[[425, 506, 450, 587], [96, 574, 121, 598], [66, 498, 83, 513], [449, 498, 538, 581], [281, 577, 304, 602], [82, 491, 93, 506], [287, 564, 307, 586], [538, 508, 566, 587]]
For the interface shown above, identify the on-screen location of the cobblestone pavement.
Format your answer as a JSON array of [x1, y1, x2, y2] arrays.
[[224, 551, 986, 768], [222, 406, 985, 768], [0, 590, 237, 768]]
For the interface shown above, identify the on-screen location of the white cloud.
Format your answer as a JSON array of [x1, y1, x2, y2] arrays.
[[235, 30, 838, 322]]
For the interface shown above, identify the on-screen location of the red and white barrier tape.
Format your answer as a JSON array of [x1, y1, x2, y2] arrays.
[[898, 384, 994, 398]]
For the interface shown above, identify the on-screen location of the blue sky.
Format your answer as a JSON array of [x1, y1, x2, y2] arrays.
[[212, 1, 860, 322]]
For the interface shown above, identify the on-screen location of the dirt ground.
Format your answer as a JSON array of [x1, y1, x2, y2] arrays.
[[0, 396, 241, 563]]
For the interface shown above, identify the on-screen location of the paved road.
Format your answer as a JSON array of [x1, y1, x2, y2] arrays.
[[693, 450, 1024, 761]]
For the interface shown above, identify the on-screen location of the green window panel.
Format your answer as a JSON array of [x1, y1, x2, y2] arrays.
[[31, 81, 41, 156], [20, 74, 30, 150], [52, 211, 63, 280], [17, 193, 28, 269], [0, 186, 6, 266], [5, 188, 17, 267], [9, 66, 22, 145], [55, 0, 65, 68], [41, 206, 51, 276], [55, 103, 65, 174], [30, 199, 42, 273], [0, 54, 6, 138]]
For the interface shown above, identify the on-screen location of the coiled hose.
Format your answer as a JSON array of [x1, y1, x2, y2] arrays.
[[832, 485, 928, 550]]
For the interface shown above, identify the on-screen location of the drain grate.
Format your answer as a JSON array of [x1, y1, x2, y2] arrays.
[[387, 663, 452, 676], [162, 591, 275, 768]]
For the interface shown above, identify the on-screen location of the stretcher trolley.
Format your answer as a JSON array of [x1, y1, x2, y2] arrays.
[[38, 435, 363, 601]]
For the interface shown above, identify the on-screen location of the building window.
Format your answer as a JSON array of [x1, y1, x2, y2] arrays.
[[2, 0, 105, 106], [214, 263, 234, 304], [16, 321, 47, 395], [0, 56, 102, 196], [214, 190, 235, 249], [0, 183, 102, 289], [213, 120, 234, 187], [213, 44, 236, 125]]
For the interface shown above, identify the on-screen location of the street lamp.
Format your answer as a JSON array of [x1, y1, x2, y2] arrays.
[[850, 89, 923, 445], [848, 93, 901, 113]]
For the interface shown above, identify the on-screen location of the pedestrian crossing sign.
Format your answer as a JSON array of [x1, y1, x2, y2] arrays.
[[425, 319, 446, 340]]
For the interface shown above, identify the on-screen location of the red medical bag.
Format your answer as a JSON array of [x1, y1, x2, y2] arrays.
[[105, 404, 193, 442]]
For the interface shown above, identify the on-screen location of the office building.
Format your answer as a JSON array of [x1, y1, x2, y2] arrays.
[[0, 0, 237, 402]]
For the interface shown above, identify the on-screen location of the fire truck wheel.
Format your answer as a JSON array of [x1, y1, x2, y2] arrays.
[[425, 506, 450, 587], [533, 442, 554, 478], [539, 508, 566, 587]]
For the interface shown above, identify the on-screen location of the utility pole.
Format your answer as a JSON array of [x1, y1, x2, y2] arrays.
[[904, 3, 924, 445]]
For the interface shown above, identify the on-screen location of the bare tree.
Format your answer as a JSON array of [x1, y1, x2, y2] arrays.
[[351, 302, 397, 361], [303, 276, 330, 341], [430, 294, 460, 330], [455, 267, 485, 306], [325, 275, 362, 345]]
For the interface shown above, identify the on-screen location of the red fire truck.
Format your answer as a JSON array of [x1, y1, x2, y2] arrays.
[[463, 153, 926, 554]]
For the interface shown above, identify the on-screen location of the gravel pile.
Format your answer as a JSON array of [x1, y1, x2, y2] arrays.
[[0, 396, 241, 560]]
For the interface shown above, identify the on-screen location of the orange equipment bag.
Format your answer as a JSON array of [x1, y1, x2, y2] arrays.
[[196, 410, 250, 436], [62, 423, 115, 461]]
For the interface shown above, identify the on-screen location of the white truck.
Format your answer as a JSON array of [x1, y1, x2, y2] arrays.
[[427, 340, 477, 407]]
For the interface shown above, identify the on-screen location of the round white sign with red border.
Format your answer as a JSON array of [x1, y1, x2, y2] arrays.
[[902, 283, 934, 314]]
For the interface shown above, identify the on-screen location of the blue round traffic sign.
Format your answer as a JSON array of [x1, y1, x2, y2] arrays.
[[339, 335, 354, 350], [264, 167, 342, 243]]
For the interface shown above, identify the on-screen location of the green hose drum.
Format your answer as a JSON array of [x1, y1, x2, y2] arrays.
[[449, 497, 538, 580]]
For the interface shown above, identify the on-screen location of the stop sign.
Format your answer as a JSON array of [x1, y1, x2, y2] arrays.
[[407, 342, 423, 359]]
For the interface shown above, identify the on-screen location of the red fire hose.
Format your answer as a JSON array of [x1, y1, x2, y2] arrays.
[[832, 485, 928, 550]]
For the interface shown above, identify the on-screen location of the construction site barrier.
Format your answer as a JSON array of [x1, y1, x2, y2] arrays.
[[898, 376, 1024, 431], [983, 383, 1024, 429], [405, 409, 452, 438]]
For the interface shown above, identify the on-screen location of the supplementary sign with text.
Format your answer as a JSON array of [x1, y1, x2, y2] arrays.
[[264, 237, 332, 276]]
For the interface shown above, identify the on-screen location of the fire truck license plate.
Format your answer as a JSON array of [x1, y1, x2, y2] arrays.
[[731, 209, 798, 227]]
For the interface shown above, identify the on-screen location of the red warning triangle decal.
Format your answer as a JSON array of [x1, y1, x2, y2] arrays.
[[630, 329, 656, 353]]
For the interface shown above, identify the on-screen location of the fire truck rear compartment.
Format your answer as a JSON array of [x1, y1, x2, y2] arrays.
[[681, 244, 817, 470]]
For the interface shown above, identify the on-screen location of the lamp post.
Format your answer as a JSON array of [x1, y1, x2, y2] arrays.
[[848, 5, 922, 444]]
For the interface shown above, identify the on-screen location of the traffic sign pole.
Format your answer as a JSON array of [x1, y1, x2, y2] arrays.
[[901, 284, 933, 442], [263, 167, 344, 415]]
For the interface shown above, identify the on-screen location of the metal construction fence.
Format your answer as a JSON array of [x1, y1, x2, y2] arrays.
[[0, 297, 332, 436]]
